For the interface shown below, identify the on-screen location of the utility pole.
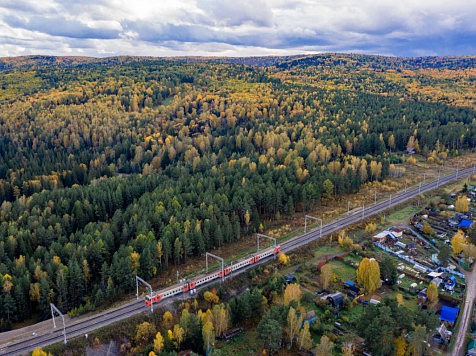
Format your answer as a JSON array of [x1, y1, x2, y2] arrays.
[[437, 166, 441, 187], [136, 276, 153, 312], [405, 181, 407, 192], [389, 194, 392, 208], [50, 304, 67, 344], [304, 215, 322, 239], [206, 253, 224, 282], [362, 204, 365, 220], [456, 160, 461, 179], [423, 173, 426, 185], [374, 190, 377, 205], [257, 234, 277, 258], [347, 201, 350, 216]]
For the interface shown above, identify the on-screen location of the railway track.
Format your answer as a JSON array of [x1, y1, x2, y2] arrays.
[[1, 166, 473, 356]]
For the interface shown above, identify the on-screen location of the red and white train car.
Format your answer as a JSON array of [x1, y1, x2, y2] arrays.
[[145, 245, 281, 307]]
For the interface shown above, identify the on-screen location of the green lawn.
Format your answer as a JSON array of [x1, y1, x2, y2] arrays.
[[328, 260, 356, 282], [382, 204, 421, 226], [312, 245, 344, 258]]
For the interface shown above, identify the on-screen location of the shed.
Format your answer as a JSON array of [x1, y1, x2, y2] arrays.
[[432, 277, 443, 287], [413, 264, 428, 273], [221, 328, 242, 341], [445, 275, 456, 291], [407, 243, 416, 250], [391, 228, 403, 238], [468, 340, 476, 356], [301, 310, 317, 327], [369, 299, 380, 305], [285, 274, 297, 284], [327, 292, 344, 308], [344, 280, 362, 294], [373, 232, 390, 242], [428, 271, 445, 279], [439, 305, 459, 324], [396, 241, 406, 248], [458, 219, 473, 228]]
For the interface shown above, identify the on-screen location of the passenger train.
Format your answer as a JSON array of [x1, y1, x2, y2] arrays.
[[145, 245, 281, 306]]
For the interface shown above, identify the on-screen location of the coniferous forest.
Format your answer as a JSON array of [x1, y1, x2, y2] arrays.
[[1, 54, 476, 329]]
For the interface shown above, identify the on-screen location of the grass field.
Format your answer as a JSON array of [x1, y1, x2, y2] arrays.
[[328, 260, 357, 282]]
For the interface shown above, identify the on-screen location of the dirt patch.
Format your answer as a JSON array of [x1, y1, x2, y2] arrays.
[[86, 338, 127, 356]]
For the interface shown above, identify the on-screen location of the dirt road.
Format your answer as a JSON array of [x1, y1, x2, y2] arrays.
[[451, 265, 476, 356]]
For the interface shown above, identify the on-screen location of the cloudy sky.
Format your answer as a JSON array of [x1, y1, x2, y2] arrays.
[[0, 0, 475, 58]]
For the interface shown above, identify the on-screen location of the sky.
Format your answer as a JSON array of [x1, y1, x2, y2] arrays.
[[0, 0, 475, 58]]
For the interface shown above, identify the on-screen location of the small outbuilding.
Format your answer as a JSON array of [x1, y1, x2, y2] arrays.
[[373, 232, 390, 243], [391, 228, 403, 238], [459, 219, 473, 229], [468, 340, 476, 356], [322, 292, 344, 309], [439, 305, 459, 324], [285, 274, 297, 284], [445, 275, 457, 291]]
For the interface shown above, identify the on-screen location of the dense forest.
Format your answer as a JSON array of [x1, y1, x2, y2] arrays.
[[0, 54, 475, 329]]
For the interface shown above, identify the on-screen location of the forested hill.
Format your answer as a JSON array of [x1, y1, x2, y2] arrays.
[[275, 53, 476, 70], [0, 55, 475, 329], [2, 53, 476, 70]]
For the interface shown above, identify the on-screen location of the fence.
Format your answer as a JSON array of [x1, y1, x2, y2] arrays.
[[437, 267, 465, 280], [373, 242, 432, 272], [373, 242, 466, 280]]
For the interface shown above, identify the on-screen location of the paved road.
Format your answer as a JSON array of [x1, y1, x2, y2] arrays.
[[1, 166, 474, 356], [452, 265, 476, 356]]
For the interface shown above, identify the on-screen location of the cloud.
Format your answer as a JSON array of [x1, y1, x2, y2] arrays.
[[196, 0, 274, 27], [4, 14, 120, 39], [0, 0, 475, 57]]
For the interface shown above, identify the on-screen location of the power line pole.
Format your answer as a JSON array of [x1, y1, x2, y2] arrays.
[[206, 252, 224, 282], [50, 303, 67, 344], [136, 276, 153, 312], [304, 215, 322, 239], [257, 234, 277, 258]]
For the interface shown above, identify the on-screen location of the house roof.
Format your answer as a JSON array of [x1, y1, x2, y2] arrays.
[[458, 219, 473, 228], [440, 306, 459, 323], [446, 275, 456, 284], [392, 228, 403, 233], [328, 292, 344, 304], [468, 340, 476, 351]]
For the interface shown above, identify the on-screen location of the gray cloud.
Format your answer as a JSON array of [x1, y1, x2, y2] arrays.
[[196, 0, 274, 27], [4, 14, 120, 39], [0, 0, 475, 57]]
